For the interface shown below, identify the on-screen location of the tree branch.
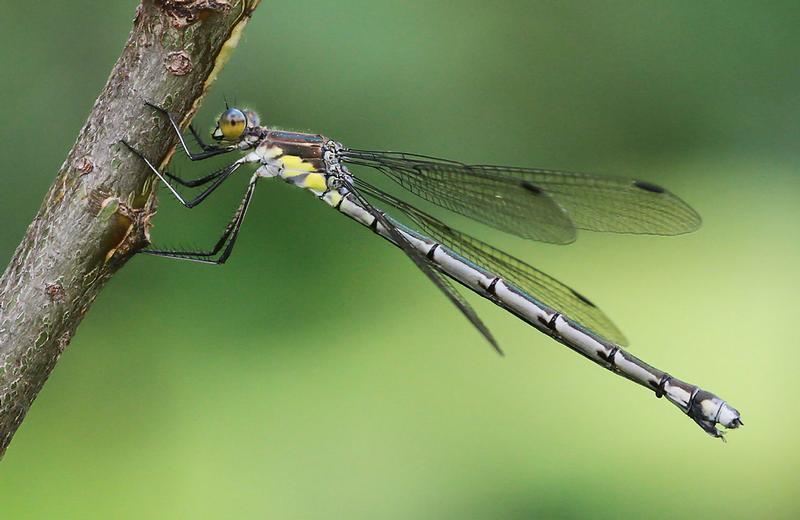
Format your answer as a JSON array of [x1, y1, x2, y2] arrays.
[[0, 0, 263, 457]]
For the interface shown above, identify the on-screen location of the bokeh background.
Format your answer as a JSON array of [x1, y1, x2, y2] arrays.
[[1, 1, 798, 518]]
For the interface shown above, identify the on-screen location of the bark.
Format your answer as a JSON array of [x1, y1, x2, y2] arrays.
[[0, 0, 262, 457]]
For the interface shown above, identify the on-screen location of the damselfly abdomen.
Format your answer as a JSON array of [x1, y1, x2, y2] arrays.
[[122, 102, 742, 439]]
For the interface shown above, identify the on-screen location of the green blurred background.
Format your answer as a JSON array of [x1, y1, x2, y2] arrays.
[[1, 1, 798, 518]]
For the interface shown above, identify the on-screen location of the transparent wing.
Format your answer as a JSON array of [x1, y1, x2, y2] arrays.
[[342, 180, 502, 354], [355, 179, 628, 346], [343, 149, 701, 244]]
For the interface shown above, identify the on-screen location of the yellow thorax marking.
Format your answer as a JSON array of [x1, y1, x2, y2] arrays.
[[302, 172, 328, 192], [280, 155, 316, 177]]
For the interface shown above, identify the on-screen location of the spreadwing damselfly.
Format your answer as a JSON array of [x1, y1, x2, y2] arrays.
[[122, 102, 742, 439]]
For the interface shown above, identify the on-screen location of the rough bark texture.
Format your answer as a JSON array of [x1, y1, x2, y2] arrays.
[[0, 0, 262, 457]]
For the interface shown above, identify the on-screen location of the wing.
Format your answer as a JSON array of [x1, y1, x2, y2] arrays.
[[355, 179, 628, 346], [342, 180, 503, 354], [343, 149, 701, 244]]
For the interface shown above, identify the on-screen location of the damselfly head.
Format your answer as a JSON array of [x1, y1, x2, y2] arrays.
[[213, 107, 248, 142]]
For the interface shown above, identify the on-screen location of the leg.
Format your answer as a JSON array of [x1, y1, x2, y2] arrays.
[[164, 167, 231, 188], [121, 140, 247, 208], [144, 101, 233, 161], [142, 174, 260, 265], [188, 124, 214, 151]]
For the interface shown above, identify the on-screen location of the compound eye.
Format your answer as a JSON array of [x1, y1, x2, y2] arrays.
[[218, 108, 247, 140], [243, 109, 260, 128]]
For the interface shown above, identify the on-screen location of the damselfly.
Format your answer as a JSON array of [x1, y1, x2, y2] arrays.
[[122, 102, 742, 438]]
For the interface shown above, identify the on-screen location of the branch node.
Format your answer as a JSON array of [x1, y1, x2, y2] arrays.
[[158, 0, 234, 28]]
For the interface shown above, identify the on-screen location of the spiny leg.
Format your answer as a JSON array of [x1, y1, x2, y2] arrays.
[[135, 101, 240, 188], [142, 174, 260, 265], [121, 140, 249, 209], [144, 101, 234, 161], [164, 167, 231, 189], [188, 124, 214, 151]]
